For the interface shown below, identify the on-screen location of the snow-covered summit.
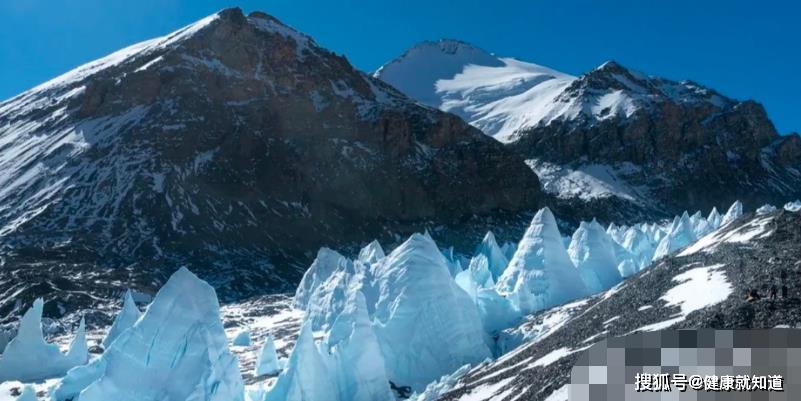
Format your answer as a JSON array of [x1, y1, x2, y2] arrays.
[[375, 40, 576, 141], [374, 39, 504, 105]]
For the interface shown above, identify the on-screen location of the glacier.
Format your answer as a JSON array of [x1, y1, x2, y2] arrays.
[[568, 220, 623, 292], [707, 207, 723, 228], [0, 299, 88, 382], [15, 385, 37, 401], [412, 364, 472, 401], [687, 211, 707, 235], [454, 268, 481, 302], [474, 231, 510, 280], [54, 267, 244, 401], [255, 334, 281, 376], [2, 199, 765, 401], [454, 256, 520, 334], [497, 207, 589, 314], [721, 200, 744, 226], [465, 255, 495, 289], [265, 322, 336, 401], [653, 212, 698, 261], [102, 289, 142, 348], [326, 291, 394, 401], [371, 233, 491, 391], [440, 246, 465, 278], [0, 329, 9, 353], [293, 248, 365, 331], [286, 232, 492, 393], [617, 259, 638, 278], [357, 240, 385, 264], [66, 317, 89, 367], [265, 291, 393, 401], [500, 241, 517, 261], [604, 202, 749, 265], [233, 329, 253, 346], [474, 288, 521, 335], [620, 226, 656, 271], [294, 247, 351, 309]]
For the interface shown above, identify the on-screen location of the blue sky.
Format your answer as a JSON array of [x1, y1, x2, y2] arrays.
[[1, 0, 799, 133]]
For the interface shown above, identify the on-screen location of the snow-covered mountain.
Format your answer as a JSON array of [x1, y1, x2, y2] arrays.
[[375, 41, 730, 143], [377, 41, 801, 215], [0, 9, 544, 314]]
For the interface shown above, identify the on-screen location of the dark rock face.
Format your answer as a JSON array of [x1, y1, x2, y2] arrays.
[[439, 210, 801, 401], [0, 8, 542, 315], [510, 62, 801, 215]]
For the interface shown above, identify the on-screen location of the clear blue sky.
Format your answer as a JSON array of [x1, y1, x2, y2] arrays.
[[1, 0, 799, 133]]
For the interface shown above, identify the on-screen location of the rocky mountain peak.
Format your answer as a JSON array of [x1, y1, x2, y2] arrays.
[[583, 60, 649, 89], [593, 59, 628, 73], [216, 6, 247, 21], [572, 59, 735, 111], [0, 11, 544, 309]]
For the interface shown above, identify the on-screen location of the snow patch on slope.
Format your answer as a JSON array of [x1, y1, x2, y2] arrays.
[[525, 159, 648, 203], [661, 264, 731, 316], [454, 377, 516, 401], [679, 215, 774, 256], [632, 264, 732, 333]]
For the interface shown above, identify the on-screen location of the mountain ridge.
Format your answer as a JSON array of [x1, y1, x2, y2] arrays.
[[0, 8, 544, 314], [376, 40, 801, 215]]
